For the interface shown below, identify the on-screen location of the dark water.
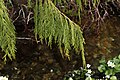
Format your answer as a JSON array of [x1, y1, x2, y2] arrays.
[[85, 17, 120, 68]]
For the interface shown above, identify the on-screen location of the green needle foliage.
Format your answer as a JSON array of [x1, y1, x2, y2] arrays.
[[0, 0, 16, 61], [0, 0, 102, 67], [34, 0, 86, 68]]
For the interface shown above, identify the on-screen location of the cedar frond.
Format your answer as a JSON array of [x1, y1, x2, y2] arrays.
[[0, 0, 16, 61], [34, 0, 85, 61]]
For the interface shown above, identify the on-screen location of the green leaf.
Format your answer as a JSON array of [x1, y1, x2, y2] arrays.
[[110, 76, 117, 80], [98, 65, 106, 72], [85, 77, 94, 80], [118, 55, 120, 59], [105, 69, 114, 76], [113, 58, 120, 64], [114, 64, 120, 72]]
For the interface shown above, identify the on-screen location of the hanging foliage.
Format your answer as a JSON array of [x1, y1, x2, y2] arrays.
[[0, 0, 16, 61], [34, 0, 86, 67], [0, 0, 119, 68]]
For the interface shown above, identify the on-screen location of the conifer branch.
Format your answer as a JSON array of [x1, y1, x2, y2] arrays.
[[0, 0, 16, 61], [34, 0, 86, 68]]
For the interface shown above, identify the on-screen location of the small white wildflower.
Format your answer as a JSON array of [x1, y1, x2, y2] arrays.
[[0, 76, 8, 80], [107, 61, 115, 68], [14, 67, 17, 70], [109, 37, 114, 41], [50, 69, 53, 72], [87, 64, 91, 68], [72, 73, 75, 77], [42, 68, 45, 71], [68, 77, 73, 80], [87, 69, 92, 74], [105, 75, 110, 79], [85, 73, 91, 77]]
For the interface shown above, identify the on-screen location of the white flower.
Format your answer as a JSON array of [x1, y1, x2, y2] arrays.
[[0, 76, 8, 80], [87, 69, 92, 74], [107, 61, 115, 68], [105, 75, 110, 79], [72, 73, 75, 77], [50, 69, 53, 72], [85, 73, 91, 77], [87, 64, 91, 68], [68, 77, 73, 80]]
